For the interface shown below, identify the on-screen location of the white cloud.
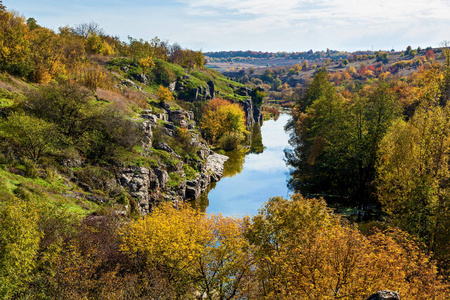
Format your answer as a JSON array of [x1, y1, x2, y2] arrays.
[[4, 0, 450, 52]]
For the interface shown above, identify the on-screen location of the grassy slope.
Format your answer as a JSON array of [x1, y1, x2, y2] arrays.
[[0, 57, 251, 218]]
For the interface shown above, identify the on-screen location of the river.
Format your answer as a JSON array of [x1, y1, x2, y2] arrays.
[[194, 113, 292, 216]]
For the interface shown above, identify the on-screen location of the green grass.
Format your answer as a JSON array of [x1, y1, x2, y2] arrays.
[[0, 166, 96, 217], [183, 164, 197, 180], [167, 172, 182, 189]]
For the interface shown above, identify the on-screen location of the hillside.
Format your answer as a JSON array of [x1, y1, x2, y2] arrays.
[[0, 2, 449, 299], [0, 1, 270, 228], [213, 47, 445, 108]]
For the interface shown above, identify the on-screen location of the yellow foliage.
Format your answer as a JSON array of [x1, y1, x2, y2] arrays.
[[120, 203, 209, 273], [246, 194, 447, 299], [120, 203, 253, 298], [201, 98, 247, 143], [157, 85, 174, 102], [139, 56, 155, 71]]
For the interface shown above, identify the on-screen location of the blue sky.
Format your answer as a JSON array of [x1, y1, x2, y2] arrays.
[[4, 0, 450, 52]]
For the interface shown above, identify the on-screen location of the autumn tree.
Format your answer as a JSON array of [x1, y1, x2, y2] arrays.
[[201, 98, 247, 149], [197, 214, 254, 300], [377, 104, 450, 267], [120, 203, 209, 296], [157, 85, 174, 102], [426, 49, 436, 60], [0, 7, 32, 77], [0, 200, 41, 299], [245, 195, 447, 299]]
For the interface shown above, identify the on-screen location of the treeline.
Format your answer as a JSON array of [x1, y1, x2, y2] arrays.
[[206, 49, 350, 62], [0, 2, 205, 84], [1, 195, 447, 299], [286, 48, 450, 274]]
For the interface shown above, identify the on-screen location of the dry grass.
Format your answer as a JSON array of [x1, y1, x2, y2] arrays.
[[96, 87, 149, 114]]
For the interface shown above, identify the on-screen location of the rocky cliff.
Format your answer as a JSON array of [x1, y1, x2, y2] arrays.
[[117, 102, 228, 215]]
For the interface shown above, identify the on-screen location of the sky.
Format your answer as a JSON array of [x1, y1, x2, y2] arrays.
[[4, 0, 450, 53]]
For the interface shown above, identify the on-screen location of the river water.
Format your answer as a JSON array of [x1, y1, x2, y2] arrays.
[[195, 113, 292, 217]]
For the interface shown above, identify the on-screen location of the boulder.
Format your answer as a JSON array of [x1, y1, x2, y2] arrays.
[[119, 166, 154, 214], [157, 113, 168, 122], [161, 102, 171, 111], [236, 86, 252, 96], [121, 79, 138, 89], [185, 173, 210, 200], [366, 291, 400, 300], [169, 81, 177, 92], [204, 153, 229, 182], [140, 121, 152, 139], [132, 73, 149, 85], [141, 114, 158, 124], [155, 142, 175, 154], [154, 168, 169, 189], [168, 109, 191, 127], [163, 122, 176, 131]]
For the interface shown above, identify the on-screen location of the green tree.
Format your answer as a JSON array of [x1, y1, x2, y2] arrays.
[[286, 74, 400, 207], [26, 83, 95, 143], [0, 113, 58, 163]]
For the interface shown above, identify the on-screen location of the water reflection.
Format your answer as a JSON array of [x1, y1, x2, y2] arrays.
[[222, 148, 247, 178], [250, 123, 264, 154], [196, 114, 292, 217]]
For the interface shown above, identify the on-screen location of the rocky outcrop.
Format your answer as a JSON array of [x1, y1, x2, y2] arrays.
[[254, 105, 263, 123], [174, 78, 215, 102], [366, 291, 400, 300], [204, 153, 228, 182], [117, 104, 229, 215], [207, 80, 215, 98], [118, 152, 228, 215], [236, 86, 252, 97], [243, 99, 263, 126], [131, 73, 149, 85], [243, 99, 255, 127], [168, 109, 192, 128], [121, 79, 141, 90]]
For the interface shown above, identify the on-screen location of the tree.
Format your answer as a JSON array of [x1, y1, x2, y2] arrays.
[[157, 85, 174, 102], [0, 8, 32, 77], [425, 49, 435, 60], [245, 195, 447, 299], [405, 45, 412, 55], [120, 203, 210, 296], [0, 113, 58, 163], [377, 105, 450, 266], [139, 56, 155, 73], [201, 98, 247, 145], [286, 73, 400, 207], [0, 200, 41, 299], [197, 214, 253, 300]]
